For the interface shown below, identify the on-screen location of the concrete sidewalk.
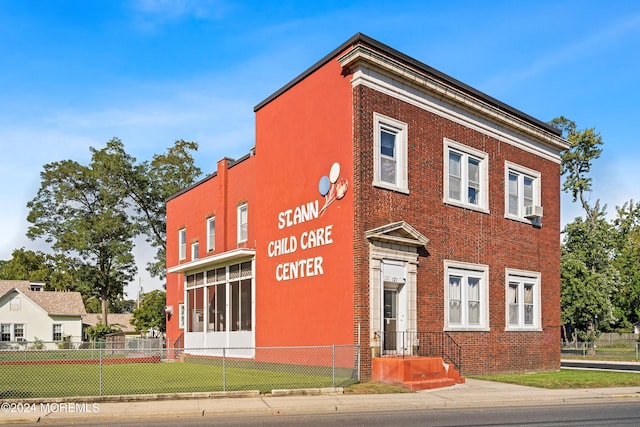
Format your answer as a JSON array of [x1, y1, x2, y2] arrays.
[[2, 379, 640, 424]]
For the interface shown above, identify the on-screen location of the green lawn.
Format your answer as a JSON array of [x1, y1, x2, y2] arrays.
[[0, 359, 357, 399], [472, 369, 640, 389]]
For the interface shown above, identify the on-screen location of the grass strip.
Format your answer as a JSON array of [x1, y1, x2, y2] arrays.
[[472, 368, 640, 389]]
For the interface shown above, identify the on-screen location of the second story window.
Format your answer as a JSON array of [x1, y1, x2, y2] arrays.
[[207, 217, 215, 252], [444, 139, 488, 212], [191, 241, 199, 260], [373, 113, 408, 193], [237, 203, 248, 243], [179, 228, 186, 261], [505, 162, 542, 222]]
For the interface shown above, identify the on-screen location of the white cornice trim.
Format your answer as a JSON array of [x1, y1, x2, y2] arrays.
[[339, 46, 568, 160], [167, 248, 256, 274]]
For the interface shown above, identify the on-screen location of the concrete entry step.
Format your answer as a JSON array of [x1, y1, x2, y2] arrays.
[[372, 356, 464, 390], [404, 377, 457, 391]]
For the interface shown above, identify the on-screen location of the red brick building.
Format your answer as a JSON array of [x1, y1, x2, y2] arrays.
[[165, 33, 567, 377]]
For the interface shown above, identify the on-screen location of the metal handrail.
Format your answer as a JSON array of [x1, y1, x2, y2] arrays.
[[379, 331, 462, 372]]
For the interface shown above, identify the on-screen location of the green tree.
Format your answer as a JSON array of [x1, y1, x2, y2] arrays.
[[552, 117, 612, 341], [550, 116, 603, 218], [611, 201, 640, 329], [26, 143, 138, 325], [97, 139, 202, 279], [0, 248, 52, 282], [85, 323, 122, 341], [130, 290, 166, 336], [561, 212, 617, 340]]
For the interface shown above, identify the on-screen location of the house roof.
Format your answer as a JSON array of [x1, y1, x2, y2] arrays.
[[0, 280, 86, 316], [83, 313, 136, 334]]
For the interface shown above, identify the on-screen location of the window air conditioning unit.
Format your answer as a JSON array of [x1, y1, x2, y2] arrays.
[[524, 205, 543, 219]]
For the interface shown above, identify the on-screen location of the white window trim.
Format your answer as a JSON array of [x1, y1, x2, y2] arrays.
[[1, 323, 21, 342], [505, 268, 542, 331], [206, 217, 215, 252], [191, 241, 199, 260], [178, 303, 185, 329], [179, 228, 186, 261], [52, 324, 63, 341], [504, 161, 542, 223], [373, 113, 409, 194], [443, 138, 489, 213], [14, 324, 25, 342], [237, 203, 248, 243], [444, 260, 490, 331]]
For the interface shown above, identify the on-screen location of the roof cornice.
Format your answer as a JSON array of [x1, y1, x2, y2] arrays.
[[338, 44, 568, 151]]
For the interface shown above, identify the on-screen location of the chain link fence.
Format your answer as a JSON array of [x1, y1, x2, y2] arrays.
[[561, 341, 640, 360], [0, 344, 359, 399]]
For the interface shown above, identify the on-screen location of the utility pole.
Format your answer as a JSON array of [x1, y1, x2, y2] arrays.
[[137, 277, 143, 309]]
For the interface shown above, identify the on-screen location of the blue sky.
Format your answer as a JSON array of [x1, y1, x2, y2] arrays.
[[1, 1, 639, 297]]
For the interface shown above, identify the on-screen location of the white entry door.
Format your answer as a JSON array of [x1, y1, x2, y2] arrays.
[[381, 260, 407, 354]]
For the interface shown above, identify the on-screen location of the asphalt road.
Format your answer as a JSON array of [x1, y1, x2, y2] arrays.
[[17, 401, 640, 426], [561, 360, 640, 372]]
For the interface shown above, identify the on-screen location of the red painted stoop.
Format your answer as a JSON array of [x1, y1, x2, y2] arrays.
[[372, 357, 465, 391]]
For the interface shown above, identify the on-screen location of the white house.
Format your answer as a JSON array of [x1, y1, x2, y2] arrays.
[[0, 280, 86, 349]]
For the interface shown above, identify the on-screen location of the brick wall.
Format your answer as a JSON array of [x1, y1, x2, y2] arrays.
[[353, 85, 561, 376]]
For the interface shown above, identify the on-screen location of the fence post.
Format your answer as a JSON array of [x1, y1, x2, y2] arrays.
[[99, 347, 103, 396], [332, 344, 335, 388], [637, 342, 639, 361], [222, 347, 226, 392]]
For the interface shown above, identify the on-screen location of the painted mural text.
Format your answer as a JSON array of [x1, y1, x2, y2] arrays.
[[278, 200, 318, 229], [276, 257, 324, 281], [269, 199, 335, 282]]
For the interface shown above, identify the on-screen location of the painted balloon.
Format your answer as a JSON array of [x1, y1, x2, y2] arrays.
[[335, 178, 349, 200], [329, 162, 341, 183], [318, 176, 330, 196]]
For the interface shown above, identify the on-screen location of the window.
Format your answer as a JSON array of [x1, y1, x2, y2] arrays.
[[14, 324, 24, 341], [373, 113, 408, 193], [505, 162, 541, 221], [178, 303, 185, 329], [179, 228, 186, 260], [206, 266, 227, 332], [444, 139, 488, 211], [206, 217, 215, 252], [184, 261, 253, 334], [444, 261, 489, 330], [506, 269, 541, 330], [207, 282, 227, 332], [10, 296, 20, 311], [187, 286, 204, 332], [53, 324, 63, 341], [0, 324, 10, 342], [191, 241, 199, 260], [237, 203, 248, 243]]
